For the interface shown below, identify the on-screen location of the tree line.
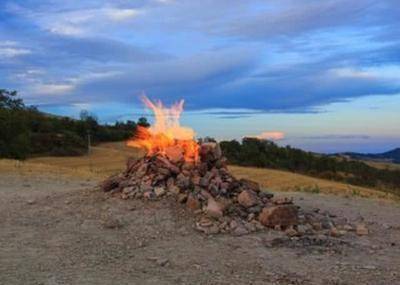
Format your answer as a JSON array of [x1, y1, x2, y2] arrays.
[[220, 138, 400, 195], [0, 89, 148, 159]]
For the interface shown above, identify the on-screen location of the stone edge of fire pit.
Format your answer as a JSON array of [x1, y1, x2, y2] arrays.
[[100, 142, 364, 238]]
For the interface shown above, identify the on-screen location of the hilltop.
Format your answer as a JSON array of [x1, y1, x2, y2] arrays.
[[339, 148, 400, 164]]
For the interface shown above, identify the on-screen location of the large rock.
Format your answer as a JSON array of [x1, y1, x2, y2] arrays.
[[238, 190, 259, 208], [200, 142, 222, 162], [101, 175, 121, 192], [258, 205, 298, 227], [205, 197, 223, 218]]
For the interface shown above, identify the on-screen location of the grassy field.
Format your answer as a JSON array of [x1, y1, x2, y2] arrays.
[[0, 142, 396, 200]]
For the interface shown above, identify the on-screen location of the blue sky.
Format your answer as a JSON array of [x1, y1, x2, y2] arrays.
[[1, 0, 400, 153]]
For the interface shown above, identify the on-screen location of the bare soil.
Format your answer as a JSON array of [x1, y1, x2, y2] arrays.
[[1, 173, 399, 285]]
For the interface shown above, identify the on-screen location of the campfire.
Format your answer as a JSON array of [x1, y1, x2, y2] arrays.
[[101, 96, 299, 235]]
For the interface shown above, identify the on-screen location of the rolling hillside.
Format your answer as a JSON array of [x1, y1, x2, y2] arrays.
[[340, 148, 400, 164], [11, 142, 394, 200]]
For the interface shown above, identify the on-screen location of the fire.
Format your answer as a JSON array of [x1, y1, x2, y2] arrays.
[[127, 96, 199, 162]]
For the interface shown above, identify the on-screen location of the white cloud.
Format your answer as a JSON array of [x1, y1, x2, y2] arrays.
[[0, 41, 31, 58], [29, 7, 142, 36], [105, 8, 142, 21], [331, 68, 375, 79], [33, 83, 75, 95], [0, 47, 31, 58], [249, 131, 285, 141]]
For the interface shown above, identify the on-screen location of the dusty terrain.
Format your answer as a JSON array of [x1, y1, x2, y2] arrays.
[[1, 170, 399, 285]]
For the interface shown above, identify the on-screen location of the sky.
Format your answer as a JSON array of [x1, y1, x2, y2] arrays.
[[1, 0, 399, 153]]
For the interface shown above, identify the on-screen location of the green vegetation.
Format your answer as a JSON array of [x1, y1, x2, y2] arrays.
[[0, 89, 147, 159], [220, 138, 400, 195]]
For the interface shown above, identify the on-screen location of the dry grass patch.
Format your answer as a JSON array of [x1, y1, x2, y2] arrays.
[[229, 165, 396, 200]]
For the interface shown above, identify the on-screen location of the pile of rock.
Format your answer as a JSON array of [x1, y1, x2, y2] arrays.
[[101, 142, 300, 235]]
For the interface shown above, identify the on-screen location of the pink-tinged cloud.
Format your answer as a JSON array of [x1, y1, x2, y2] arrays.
[[250, 131, 285, 141]]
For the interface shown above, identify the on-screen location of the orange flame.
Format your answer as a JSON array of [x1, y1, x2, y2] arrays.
[[127, 96, 199, 162]]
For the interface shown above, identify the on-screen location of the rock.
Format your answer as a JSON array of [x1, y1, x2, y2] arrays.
[[102, 217, 123, 229], [186, 194, 201, 211], [200, 142, 222, 162], [168, 185, 180, 195], [258, 205, 298, 227], [205, 224, 220, 235], [154, 187, 166, 197], [343, 224, 354, 231], [177, 193, 188, 203], [198, 217, 214, 227], [165, 145, 184, 163], [205, 197, 223, 218], [176, 173, 190, 189], [156, 258, 169, 267], [356, 224, 369, 236], [321, 217, 335, 230], [27, 199, 36, 205], [232, 225, 249, 236], [101, 175, 121, 192], [330, 227, 343, 237], [238, 190, 259, 208], [272, 196, 293, 205], [230, 219, 239, 230], [239, 178, 260, 192], [285, 226, 298, 237], [143, 191, 155, 200]]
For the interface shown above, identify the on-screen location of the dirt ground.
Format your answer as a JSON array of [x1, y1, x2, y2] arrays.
[[1, 172, 399, 285]]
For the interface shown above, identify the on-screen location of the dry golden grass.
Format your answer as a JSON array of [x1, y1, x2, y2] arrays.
[[363, 160, 400, 170], [0, 142, 396, 200], [27, 142, 143, 177], [229, 165, 396, 200]]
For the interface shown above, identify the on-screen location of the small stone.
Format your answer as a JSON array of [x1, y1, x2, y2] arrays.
[[285, 226, 298, 237], [102, 217, 123, 229], [272, 196, 293, 205], [143, 191, 155, 200], [356, 224, 369, 236], [154, 187, 166, 197], [156, 258, 169, 267], [177, 193, 188, 203], [186, 194, 201, 211], [343, 224, 354, 231], [230, 220, 239, 230], [27, 199, 36, 205], [232, 225, 249, 236], [238, 190, 259, 208], [168, 185, 180, 195], [205, 224, 220, 235], [330, 227, 343, 237], [199, 217, 214, 227]]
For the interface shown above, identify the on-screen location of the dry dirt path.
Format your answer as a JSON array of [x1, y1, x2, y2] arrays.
[[0, 173, 399, 285]]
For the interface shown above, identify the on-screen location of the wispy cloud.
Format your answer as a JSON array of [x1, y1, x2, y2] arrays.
[[248, 131, 285, 141], [301, 135, 371, 140], [1, 0, 400, 114]]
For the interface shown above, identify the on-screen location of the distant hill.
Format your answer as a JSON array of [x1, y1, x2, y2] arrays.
[[339, 148, 400, 164]]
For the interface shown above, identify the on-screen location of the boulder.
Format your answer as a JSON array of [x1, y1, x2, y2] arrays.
[[238, 190, 259, 208], [205, 197, 223, 218], [258, 205, 299, 227]]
